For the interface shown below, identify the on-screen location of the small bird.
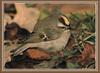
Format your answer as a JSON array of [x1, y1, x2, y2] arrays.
[[11, 15, 71, 57]]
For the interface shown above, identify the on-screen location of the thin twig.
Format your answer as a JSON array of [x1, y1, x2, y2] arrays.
[[73, 33, 95, 47]]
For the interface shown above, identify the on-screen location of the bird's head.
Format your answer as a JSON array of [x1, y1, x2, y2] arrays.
[[57, 15, 70, 30]]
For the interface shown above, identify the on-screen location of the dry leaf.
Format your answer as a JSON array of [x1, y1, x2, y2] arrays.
[[13, 4, 40, 33], [78, 43, 95, 62], [25, 48, 51, 60]]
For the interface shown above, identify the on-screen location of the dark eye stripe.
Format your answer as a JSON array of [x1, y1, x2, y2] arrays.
[[58, 16, 71, 30], [58, 17, 66, 25], [59, 17, 70, 26]]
